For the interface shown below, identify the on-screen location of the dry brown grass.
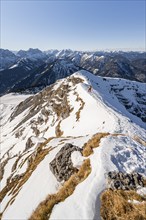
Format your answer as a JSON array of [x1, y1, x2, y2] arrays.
[[75, 94, 85, 121], [100, 189, 146, 220], [11, 146, 54, 196], [0, 147, 52, 203], [68, 76, 84, 86], [19, 153, 32, 169], [11, 155, 21, 172], [133, 136, 146, 147], [0, 138, 55, 218], [55, 121, 64, 137], [83, 133, 109, 157], [0, 175, 22, 203], [0, 158, 9, 181], [29, 159, 91, 220], [52, 83, 73, 119]]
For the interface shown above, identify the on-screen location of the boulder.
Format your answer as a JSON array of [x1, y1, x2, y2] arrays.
[[49, 143, 82, 182], [107, 171, 144, 190]]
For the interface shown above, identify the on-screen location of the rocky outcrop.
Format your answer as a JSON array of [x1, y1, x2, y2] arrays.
[[111, 86, 146, 123], [49, 144, 82, 182], [25, 137, 35, 150], [11, 77, 75, 132], [107, 171, 144, 190]]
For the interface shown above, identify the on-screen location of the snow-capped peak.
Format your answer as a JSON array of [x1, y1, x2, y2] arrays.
[[0, 70, 145, 219]]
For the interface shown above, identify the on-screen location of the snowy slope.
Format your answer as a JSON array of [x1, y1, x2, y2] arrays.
[[0, 70, 146, 219], [0, 49, 18, 71]]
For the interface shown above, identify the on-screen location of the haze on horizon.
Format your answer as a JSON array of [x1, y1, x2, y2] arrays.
[[1, 0, 145, 51]]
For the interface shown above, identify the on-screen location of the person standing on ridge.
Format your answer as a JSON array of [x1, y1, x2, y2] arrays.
[[88, 85, 92, 92]]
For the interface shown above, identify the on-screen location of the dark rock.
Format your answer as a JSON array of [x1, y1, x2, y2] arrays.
[[49, 143, 82, 182], [12, 173, 24, 181], [107, 171, 144, 190], [25, 137, 35, 150]]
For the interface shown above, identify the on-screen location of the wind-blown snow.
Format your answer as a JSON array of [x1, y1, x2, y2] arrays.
[[71, 151, 83, 169], [50, 134, 146, 220], [0, 70, 145, 220]]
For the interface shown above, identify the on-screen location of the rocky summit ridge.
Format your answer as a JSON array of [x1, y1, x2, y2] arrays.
[[0, 70, 146, 219]]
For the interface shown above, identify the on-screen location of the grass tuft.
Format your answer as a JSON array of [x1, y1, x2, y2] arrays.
[[75, 95, 85, 121], [0, 138, 55, 217], [55, 121, 64, 137], [100, 189, 146, 220], [29, 159, 91, 220], [83, 133, 109, 157]]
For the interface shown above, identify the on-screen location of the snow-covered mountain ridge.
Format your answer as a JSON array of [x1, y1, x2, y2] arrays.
[[0, 48, 146, 96], [0, 70, 146, 219]]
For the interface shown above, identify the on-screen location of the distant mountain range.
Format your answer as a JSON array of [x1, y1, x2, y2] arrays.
[[0, 48, 146, 96], [1, 48, 146, 219]]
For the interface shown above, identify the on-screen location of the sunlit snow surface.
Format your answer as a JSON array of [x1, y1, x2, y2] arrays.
[[0, 70, 146, 220]]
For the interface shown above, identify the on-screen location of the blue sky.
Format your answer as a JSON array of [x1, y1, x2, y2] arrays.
[[1, 0, 145, 51]]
